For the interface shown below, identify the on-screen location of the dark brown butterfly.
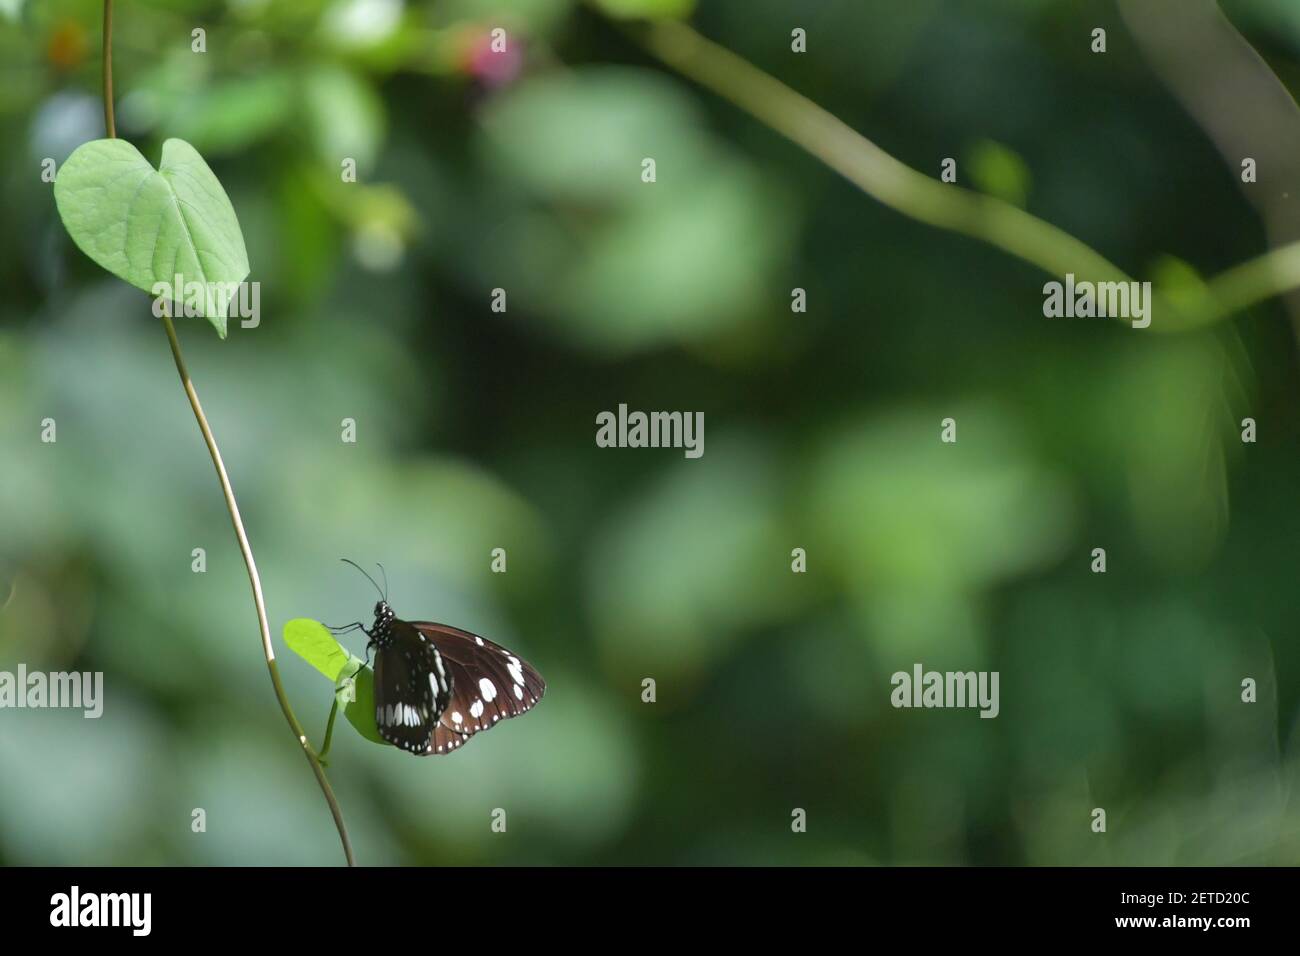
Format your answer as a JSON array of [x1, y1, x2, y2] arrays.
[[334, 561, 545, 756]]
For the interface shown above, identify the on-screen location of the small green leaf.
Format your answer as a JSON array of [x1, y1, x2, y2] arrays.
[[1152, 254, 1209, 308], [966, 139, 1031, 208], [1151, 255, 1214, 331], [53, 138, 250, 338], [284, 618, 352, 681], [285, 620, 390, 748]]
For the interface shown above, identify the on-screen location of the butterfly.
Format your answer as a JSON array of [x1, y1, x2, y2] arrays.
[[331, 561, 545, 755]]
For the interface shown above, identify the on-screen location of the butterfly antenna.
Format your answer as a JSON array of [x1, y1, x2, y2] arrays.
[[341, 558, 384, 600], [376, 562, 389, 602]]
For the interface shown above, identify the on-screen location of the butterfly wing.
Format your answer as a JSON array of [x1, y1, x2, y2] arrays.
[[373, 619, 452, 753], [409, 621, 545, 755]]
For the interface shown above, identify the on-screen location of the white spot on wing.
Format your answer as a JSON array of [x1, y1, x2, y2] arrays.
[[479, 678, 497, 701]]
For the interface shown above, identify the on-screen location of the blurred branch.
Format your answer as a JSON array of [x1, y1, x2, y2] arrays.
[[1119, 0, 1300, 342], [637, 17, 1300, 332], [637, 21, 1132, 286], [99, 1, 354, 866], [1201, 241, 1300, 320]]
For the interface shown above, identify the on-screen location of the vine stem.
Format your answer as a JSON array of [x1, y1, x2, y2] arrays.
[[101, 0, 114, 138], [637, 18, 1300, 331], [100, 0, 354, 865], [157, 306, 354, 866], [319, 698, 340, 764]]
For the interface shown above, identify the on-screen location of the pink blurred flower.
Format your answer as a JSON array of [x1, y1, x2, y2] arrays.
[[461, 27, 524, 88]]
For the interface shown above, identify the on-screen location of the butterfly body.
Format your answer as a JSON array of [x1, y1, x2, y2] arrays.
[[365, 599, 545, 756]]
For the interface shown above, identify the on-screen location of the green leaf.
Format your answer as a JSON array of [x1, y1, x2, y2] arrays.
[[1151, 255, 1209, 308], [284, 618, 352, 682], [303, 65, 385, 173], [169, 74, 296, 156], [966, 139, 1031, 208], [1150, 255, 1214, 332], [284, 619, 389, 747], [53, 138, 250, 338]]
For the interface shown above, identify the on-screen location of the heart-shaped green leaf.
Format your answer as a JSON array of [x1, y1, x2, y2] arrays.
[[53, 137, 250, 338], [284, 618, 353, 681]]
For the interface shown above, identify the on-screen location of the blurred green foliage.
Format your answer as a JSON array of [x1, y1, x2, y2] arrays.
[[1, 0, 1299, 865]]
